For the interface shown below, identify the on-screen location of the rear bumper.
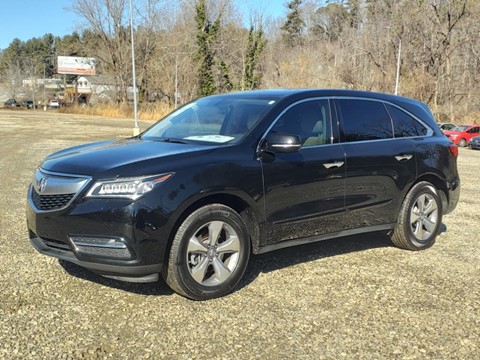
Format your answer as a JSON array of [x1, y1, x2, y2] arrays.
[[445, 177, 460, 215]]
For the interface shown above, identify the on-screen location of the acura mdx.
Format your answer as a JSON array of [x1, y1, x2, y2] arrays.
[[26, 89, 460, 300]]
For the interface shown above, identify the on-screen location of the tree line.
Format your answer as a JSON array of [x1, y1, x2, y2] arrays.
[[0, 0, 477, 121]]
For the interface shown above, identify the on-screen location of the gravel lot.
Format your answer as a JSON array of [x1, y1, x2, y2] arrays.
[[0, 109, 479, 359]]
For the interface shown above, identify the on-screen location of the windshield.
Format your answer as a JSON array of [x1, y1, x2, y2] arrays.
[[452, 125, 469, 132], [141, 96, 277, 145]]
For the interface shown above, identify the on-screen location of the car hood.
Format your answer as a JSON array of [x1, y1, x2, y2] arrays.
[[41, 138, 217, 177]]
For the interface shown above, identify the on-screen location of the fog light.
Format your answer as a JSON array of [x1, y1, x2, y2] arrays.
[[68, 235, 133, 259]]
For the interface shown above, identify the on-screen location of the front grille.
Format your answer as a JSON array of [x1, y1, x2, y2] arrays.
[[32, 188, 76, 211], [30, 169, 90, 212]]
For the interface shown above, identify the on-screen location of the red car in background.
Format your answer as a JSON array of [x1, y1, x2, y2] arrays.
[[444, 125, 480, 147]]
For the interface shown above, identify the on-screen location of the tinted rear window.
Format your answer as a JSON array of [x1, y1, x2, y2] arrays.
[[337, 99, 393, 142], [386, 104, 428, 137]]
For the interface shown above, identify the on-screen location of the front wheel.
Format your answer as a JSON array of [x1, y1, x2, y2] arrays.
[[459, 138, 467, 147], [391, 181, 442, 251], [163, 204, 250, 300]]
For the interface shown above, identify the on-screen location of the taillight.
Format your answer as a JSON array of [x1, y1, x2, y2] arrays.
[[449, 145, 459, 158]]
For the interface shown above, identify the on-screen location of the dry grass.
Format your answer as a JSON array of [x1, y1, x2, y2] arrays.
[[59, 102, 173, 121], [138, 102, 173, 121], [459, 112, 480, 125]]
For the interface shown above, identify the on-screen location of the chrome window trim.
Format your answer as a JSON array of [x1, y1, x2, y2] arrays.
[[257, 96, 434, 155], [332, 96, 434, 141]]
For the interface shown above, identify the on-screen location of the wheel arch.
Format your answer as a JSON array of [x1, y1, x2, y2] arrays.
[[408, 174, 449, 214], [162, 192, 261, 265]]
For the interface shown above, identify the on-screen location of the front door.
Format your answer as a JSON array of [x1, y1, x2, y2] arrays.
[[261, 99, 347, 245]]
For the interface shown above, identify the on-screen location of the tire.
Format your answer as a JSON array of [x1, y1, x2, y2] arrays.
[[163, 204, 250, 300], [459, 138, 467, 147], [391, 181, 442, 251]]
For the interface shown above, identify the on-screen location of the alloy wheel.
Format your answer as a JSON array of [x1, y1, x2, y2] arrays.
[[186, 221, 241, 287], [410, 193, 439, 242]]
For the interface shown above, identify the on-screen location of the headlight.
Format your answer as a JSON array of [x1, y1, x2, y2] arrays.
[[86, 173, 173, 200]]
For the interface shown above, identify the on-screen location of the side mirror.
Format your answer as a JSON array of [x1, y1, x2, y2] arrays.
[[264, 133, 302, 153]]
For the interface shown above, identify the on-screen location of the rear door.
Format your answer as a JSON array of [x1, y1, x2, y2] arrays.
[[335, 98, 418, 229]]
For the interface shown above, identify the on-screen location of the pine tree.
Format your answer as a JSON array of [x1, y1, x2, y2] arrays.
[[242, 26, 267, 90], [281, 0, 305, 47], [195, 0, 220, 96], [218, 59, 233, 92]]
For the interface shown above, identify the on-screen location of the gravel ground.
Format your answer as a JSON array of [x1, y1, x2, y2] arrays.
[[0, 109, 479, 359]]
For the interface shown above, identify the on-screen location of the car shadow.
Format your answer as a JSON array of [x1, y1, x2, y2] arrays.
[[238, 231, 393, 291], [58, 260, 174, 296], [438, 222, 447, 235], [58, 226, 447, 298], [58, 231, 393, 297]]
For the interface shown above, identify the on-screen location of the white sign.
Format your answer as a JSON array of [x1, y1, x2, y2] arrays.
[[57, 56, 96, 75]]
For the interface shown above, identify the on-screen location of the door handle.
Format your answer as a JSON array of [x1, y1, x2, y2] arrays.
[[395, 154, 413, 161], [323, 161, 344, 169]]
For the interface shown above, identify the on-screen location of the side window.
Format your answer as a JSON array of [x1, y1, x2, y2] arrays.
[[337, 99, 393, 142], [386, 104, 428, 137], [270, 100, 331, 147]]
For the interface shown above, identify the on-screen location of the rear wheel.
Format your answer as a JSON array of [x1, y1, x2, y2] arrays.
[[164, 204, 250, 300], [391, 181, 442, 251]]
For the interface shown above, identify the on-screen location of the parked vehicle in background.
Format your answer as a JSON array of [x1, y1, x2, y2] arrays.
[[443, 125, 480, 147], [468, 135, 480, 150], [48, 99, 60, 109], [436, 122, 456, 131], [4, 99, 18, 108], [23, 100, 35, 109], [26, 89, 460, 300]]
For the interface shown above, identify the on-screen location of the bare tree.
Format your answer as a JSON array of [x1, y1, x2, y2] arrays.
[[71, 0, 131, 102], [3, 62, 22, 98]]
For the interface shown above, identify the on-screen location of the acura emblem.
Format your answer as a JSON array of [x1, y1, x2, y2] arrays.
[[39, 177, 48, 193]]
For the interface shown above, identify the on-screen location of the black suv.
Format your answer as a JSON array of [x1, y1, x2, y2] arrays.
[[27, 90, 460, 300]]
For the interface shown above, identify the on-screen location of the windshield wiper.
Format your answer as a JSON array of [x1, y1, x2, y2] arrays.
[[152, 137, 187, 144]]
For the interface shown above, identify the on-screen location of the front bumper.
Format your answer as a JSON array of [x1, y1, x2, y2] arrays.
[[29, 236, 161, 282], [26, 184, 170, 283]]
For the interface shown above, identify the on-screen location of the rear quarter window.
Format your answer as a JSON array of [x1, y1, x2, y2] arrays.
[[386, 104, 428, 137]]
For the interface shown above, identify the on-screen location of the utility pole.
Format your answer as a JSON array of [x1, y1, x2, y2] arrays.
[[129, 0, 140, 136], [175, 54, 178, 109], [386, 27, 402, 96], [394, 37, 402, 96], [43, 64, 47, 111]]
